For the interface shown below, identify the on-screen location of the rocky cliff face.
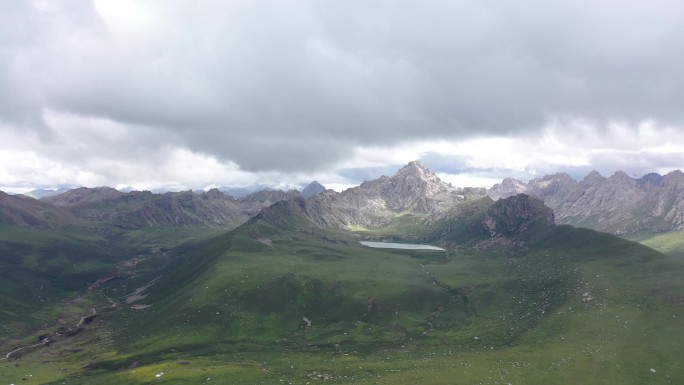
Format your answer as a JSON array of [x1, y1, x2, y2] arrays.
[[489, 170, 684, 235]]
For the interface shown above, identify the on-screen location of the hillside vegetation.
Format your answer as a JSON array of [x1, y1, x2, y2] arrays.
[[1, 163, 683, 384], [1, 194, 682, 385]]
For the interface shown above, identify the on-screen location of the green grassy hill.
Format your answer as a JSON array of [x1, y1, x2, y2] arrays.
[[1, 196, 683, 384], [0, 225, 120, 339]]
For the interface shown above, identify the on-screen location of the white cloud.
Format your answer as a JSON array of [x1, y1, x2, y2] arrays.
[[1, 1, 684, 192], [417, 120, 684, 185], [93, 0, 159, 34], [2, 118, 683, 191], [437, 173, 502, 189]]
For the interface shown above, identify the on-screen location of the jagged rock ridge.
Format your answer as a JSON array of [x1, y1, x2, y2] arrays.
[[489, 170, 684, 234]]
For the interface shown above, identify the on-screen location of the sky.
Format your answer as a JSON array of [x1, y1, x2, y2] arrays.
[[2, 0, 684, 193]]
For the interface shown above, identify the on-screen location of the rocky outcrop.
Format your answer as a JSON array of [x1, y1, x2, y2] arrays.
[[489, 169, 684, 235], [482, 194, 554, 236]]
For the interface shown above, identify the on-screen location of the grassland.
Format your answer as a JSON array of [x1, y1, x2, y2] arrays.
[[0, 225, 120, 339], [2, 214, 683, 384], [634, 231, 684, 259]]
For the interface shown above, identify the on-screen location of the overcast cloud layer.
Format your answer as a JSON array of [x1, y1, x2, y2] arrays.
[[2, 0, 684, 192]]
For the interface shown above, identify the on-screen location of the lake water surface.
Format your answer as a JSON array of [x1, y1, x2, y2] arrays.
[[360, 241, 445, 251]]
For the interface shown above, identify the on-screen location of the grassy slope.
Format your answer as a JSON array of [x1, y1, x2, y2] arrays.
[[0, 221, 227, 371], [2, 208, 682, 385], [0, 225, 120, 339], [634, 231, 684, 259]]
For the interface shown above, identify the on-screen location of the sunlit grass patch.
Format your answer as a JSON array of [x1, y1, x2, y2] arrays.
[[636, 231, 684, 259]]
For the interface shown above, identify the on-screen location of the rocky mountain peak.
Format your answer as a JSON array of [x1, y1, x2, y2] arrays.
[[663, 169, 684, 181], [501, 177, 526, 187], [532, 172, 576, 188], [203, 188, 229, 200], [380, 161, 456, 211], [606, 171, 637, 189], [523, 173, 579, 203], [301, 181, 326, 199], [637, 173, 663, 187], [661, 170, 684, 190], [44, 186, 124, 206], [395, 160, 433, 179], [551, 172, 575, 182], [391, 161, 446, 191], [488, 177, 527, 200], [609, 170, 632, 181], [581, 170, 605, 185]]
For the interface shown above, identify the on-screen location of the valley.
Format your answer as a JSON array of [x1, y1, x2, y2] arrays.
[[1, 163, 683, 384], [3, 2, 683, 383]]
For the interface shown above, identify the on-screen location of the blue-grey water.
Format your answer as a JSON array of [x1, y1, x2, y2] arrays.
[[360, 241, 445, 251]]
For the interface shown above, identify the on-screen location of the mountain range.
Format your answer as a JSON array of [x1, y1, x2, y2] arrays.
[[489, 169, 684, 235], [11, 161, 682, 238], [1, 162, 683, 384], [3, 162, 486, 234], [3, 181, 327, 232]]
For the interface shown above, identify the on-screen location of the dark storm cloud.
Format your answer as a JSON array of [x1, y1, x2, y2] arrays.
[[3, 0, 684, 173], [0, 1, 44, 130]]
